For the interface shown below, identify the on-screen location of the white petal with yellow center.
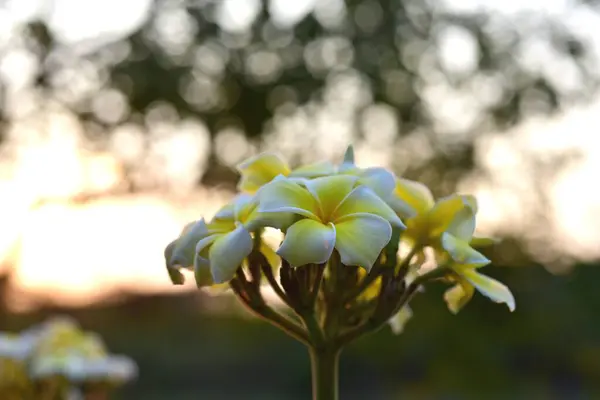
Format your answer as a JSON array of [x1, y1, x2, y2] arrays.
[[441, 233, 490, 265], [427, 195, 475, 237], [333, 186, 405, 229], [304, 175, 358, 220], [289, 161, 336, 178], [165, 242, 185, 285], [355, 167, 396, 199], [213, 201, 236, 220], [169, 219, 209, 269], [392, 178, 434, 216], [459, 268, 516, 312], [260, 240, 281, 270], [443, 280, 475, 314], [277, 219, 336, 267], [445, 195, 478, 241], [194, 234, 219, 287], [209, 225, 253, 284], [257, 175, 321, 220], [334, 213, 392, 269], [236, 152, 291, 193], [232, 193, 256, 221]]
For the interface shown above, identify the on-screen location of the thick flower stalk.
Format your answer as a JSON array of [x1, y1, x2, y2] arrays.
[[163, 146, 516, 400]]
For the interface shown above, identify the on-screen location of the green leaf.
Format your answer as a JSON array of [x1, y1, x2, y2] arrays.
[[343, 145, 355, 164]]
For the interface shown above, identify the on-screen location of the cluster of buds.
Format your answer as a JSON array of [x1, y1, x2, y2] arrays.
[[164, 145, 515, 398], [0, 317, 137, 400]]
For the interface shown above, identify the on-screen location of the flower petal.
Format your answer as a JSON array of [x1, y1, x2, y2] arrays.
[[304, 175, 358, 220], [230, 193, 279, 230], [356, 167, 397, 199], [211, 194, 262, 230], [257, 175, 321, 219], [207, 218, 236, 234], [289, 161, 336, 178], [443, 279, 475, 314], [393, 178, 435, 215], [334, 213, 392, 270], [387, 197, 417, 220], [428, 194, 477, 239], [459, 268, 516, 312], [470, 236, 499, 248], [232, 193, 257, 221], [388, 306, 413, 335], [333, 186, 405, 229], [260, 240, 281, 271], [277, 219, 336, 267], [463, 195, 478, 213], [164, 239, 175, 263], [403, 249, 427, 285], [446, 196, 478, 241], [209, 225, 253, 284], [169, 219, 210, 269], [247, 211, 296, 232], [194, 234, 219, 287], [226, 187, 295, 231], [165, 240, 185, 285], [209, 202, 238, 233], [287, 176, 311, 186], [194, 261, 214, 288], [213, 202, 235, 221], [441, 233, 490, 266], [236, 152, 291, 193], [337, 164, 397, 200]]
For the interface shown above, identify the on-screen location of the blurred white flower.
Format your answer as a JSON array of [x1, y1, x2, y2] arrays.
[[0, 332, 38, 361]]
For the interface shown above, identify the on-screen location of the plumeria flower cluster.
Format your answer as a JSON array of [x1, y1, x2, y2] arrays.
[[164, 145, 515, 399], [0, 317, 137, 400]]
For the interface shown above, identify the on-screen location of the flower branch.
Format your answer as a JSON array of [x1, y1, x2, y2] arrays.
[[229, 274, 311, 346], [163, 145, 517, 400]]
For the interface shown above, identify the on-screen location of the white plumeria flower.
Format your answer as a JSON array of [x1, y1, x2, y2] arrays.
[[257, 174, 406, 269]]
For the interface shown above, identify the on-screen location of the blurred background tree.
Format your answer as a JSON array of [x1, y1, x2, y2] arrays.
[[2, 0, 600, 398], [3, 0, 600, 265], [18, 0, 600, 168]]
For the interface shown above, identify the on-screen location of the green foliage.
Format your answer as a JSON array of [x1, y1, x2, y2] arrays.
[[2, 262, 600, 399]]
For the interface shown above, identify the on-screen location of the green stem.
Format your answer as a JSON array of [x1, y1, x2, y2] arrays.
[[337, 267, 451, 347], [38, 380, 62, 400], [335, 316, 387, 347], [409, 267, 449, 288], [229, 280, 310, 346], [324, 252, 343, 337], [308, 264, 325, 307], [396, 246, 420, 279], [299, 264, 327, 347], [309, 346, 341, 400], [261, 262, 294, 309], [301, 311, 325, 348], [344, 264, 380, 303]]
